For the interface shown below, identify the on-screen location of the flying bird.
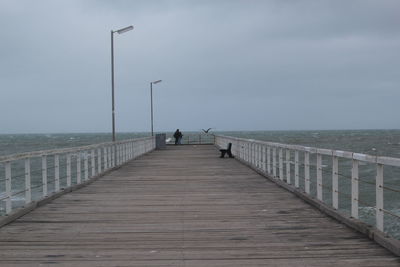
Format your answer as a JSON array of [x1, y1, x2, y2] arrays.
[[202, 128, 213, 133]]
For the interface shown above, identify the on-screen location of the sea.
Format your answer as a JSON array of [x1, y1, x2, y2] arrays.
[[0, 129, 399, 238]]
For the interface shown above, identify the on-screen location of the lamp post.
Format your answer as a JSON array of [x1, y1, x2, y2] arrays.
[[111, 25, 134, 142], [150, 80, 162, 136]]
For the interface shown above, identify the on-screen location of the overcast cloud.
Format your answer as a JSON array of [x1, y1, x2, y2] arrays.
[[0, 0, 399, 133]]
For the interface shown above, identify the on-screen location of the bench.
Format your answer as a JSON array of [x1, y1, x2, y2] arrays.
[[219, 143, 234, 158]]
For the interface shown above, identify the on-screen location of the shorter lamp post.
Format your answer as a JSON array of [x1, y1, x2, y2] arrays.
[[150, 80, 162, 136]]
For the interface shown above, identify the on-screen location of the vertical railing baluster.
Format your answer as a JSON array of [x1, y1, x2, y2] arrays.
[[98, 148, 101, 174], [250, 143, 253, 165], [246, 142, 249, 162], [317, 153, 322, 201], [267, 147, 271, 174], [42, 155, 47, 197], [55, 155, 60, 192], [67, 154, 71, 187], [108, 146, 111, 169], [255, 144, 258, 168], [256, 144, 258, 167], [84, 152, 88, 181], [111, 145, 115, 167], [5, 162, 12, 214], [332, 155, 339, 210], [272, 148, 277, 178], [77, 153, 81, 184], [91, 149, 95, 177], [103, 147, 107, 170], [262, 146, 266, 172], [286, 149, 291, 184], [279, 148, 283, 181], [351, 159, 359, 218], [376, 163, 384, 231], [294, 151, 299, 188], [304, 151, 310, 194], [25, 158, 31, 204], [115, 144, 118, 164]]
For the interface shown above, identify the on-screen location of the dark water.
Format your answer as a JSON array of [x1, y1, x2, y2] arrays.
[[0, 130, 399, 238], [0, 132, 149, 157]]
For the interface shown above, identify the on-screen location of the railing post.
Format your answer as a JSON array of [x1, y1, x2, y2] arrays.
[[42, 155, 47, 197], [116, 145, 119, 166], [254, 144, 260, 169], [279, 148, 283, 181], [25, 158, 31, 204], [104, 147, 107, 170], [5, 162, 12, 214], [124, 143, 128, 163], [286, 149, 291, 184], [272, 147, 277, 178], [255, 144, 258, 168], [250, 143, 253, 165], [108, 146, 112, 168], [376, 163, 384, 231], [351, 159, 359, 218], [256, 144, 258, 167], [332, 155, 339, 210], [55, 154, 60, 192], [67, 154, 71, 187], [111, 145, 115, 167], [77, 153, 81, 184], [294, 151, 299, 188], [317, 153, 323, 201], [262, 146, 266, 172], [248, 142, 251, 163], [84, 152, 89, 181], [254, 144, 257, 167], [91, 149, 95, 177], [304, 151, 310, 194], [97, 148, 101, 174], [267, 147, 271, 174], [246, 142, 249, 162]]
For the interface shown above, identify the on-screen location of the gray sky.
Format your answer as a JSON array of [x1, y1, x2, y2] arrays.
[[1, 0, 399, 133]]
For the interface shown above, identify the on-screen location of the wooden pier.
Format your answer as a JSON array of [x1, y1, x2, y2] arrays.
[[0, 145, 399, 266]]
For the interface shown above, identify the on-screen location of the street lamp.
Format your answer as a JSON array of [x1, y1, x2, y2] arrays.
[[150, 80, 162, 136], [111, 25, 134, 142]]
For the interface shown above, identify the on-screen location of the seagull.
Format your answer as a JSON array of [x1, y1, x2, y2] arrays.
[[202, 128, 213, 133]]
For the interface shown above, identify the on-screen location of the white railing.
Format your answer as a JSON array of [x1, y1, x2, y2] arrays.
[[0, 136, 155, 216], [215, 135, 400, 238], [166, 133, 215, 145]]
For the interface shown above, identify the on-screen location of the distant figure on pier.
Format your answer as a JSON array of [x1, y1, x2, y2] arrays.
[[173, 129, 183, 145]]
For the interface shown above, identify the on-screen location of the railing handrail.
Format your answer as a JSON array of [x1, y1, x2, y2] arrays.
[[0, 136, 153, 163], [214, 134, 400, 167]]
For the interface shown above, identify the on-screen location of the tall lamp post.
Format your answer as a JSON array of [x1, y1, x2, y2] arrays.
[[111, 25, 134, 142], [150, 80, 162, 136]]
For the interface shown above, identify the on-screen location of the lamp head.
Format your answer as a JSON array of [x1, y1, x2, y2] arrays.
[[115, 25, 134, 34], [152, 80, 162, 84]]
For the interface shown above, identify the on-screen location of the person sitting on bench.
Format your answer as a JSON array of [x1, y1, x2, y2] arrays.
[[220, 143, 234, 158]]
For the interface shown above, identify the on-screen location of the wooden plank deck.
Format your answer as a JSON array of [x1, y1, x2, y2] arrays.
[[0, 145, 399, 266]]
